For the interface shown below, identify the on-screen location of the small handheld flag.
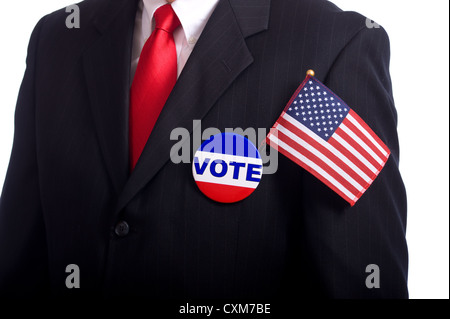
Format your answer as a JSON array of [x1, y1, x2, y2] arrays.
[[266, 70, 390, 206]]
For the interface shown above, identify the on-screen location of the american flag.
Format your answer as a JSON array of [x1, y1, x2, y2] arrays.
[[266, 75, 390, 206]]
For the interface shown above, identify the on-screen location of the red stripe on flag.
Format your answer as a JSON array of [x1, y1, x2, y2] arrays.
[[327, 136, 378, 180], [342, 117, 387, 161], [277, 117, 368, 187], [349, 110, 390, 155], [334, 127, 382, 171], [266, 136, 357, 205], [277, 130, 361, 197]]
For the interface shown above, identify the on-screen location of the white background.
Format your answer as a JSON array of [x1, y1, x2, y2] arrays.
[[0, 0, 448, 299]]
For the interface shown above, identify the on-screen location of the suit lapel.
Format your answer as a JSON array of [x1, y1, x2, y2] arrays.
[[116, 0, 271, 212], [82, 0, 138, 194]]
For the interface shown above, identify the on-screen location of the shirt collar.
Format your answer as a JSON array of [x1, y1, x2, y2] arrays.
[[142, 0, 220, 43]]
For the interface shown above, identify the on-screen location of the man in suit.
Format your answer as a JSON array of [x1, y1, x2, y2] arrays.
[[0, 0, 408, 299]]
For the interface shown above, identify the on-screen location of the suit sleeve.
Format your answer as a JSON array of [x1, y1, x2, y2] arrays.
[[0, 17, 50, 297], [298, 26, 409, 298]]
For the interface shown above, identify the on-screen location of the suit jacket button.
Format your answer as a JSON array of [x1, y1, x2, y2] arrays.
[[115, 221, 130, 237]]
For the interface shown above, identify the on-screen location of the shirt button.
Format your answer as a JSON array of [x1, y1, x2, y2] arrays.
[[115, 221, 130, 237], [188, 37, 197, 45]]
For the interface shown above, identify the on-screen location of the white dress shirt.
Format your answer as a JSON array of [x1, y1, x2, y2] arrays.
[[131, 0, 220, 82]]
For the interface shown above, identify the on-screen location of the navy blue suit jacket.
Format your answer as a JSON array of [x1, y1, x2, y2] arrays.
[[0, 0, 408, 299]]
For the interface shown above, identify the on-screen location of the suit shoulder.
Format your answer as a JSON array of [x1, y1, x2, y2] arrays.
[[303, 0, 368, 29], [29, 0, 128, 60], [32, 0, 127, 51], [276, 0, 369, 39], [37, 0, 107, 34]]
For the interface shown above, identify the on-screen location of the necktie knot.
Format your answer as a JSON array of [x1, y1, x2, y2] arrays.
[[154, 4, 181, 34]]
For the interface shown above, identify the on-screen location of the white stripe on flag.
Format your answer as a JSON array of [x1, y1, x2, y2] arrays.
[[268, 134, 357, 202], [340, 124, 384, 165], [282, 113, 372, 183], [347, 113, 389, 158], [332, 133, 379, 174], [276, 124, 364, 192]]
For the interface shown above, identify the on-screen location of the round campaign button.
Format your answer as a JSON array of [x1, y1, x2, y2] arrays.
[[192, 133, 263, 203]]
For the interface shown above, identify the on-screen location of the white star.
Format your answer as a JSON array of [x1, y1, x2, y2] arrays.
[[309, 117, 313, 121], [310, 86, 314, 90], [325, 133, 329, 137], [311, 93, 315, 97], [302, 112, 306, 115], [324, 128, 328, 131], [300, 100, 304, 104], [323, 92, 327, 95], [295, 106, 298, 110], [315, 116, 319, 120], [310, 123, 314, 127], [318, 128, 322, 132], [296, 112, 300, 116], [316, 86, 320, 90], [317, 92, 322, 96], [305, 93, 309, 97], [289, 108, 292, 111], [308, 111, 312, 115], [293, 101, 297, 104], [326, 109, 331, 113], [337, 103, 341, 106], [304, 88, 308, 91], [330, 97, 334, 101], [303, 117, 307, 121], [309, 81, 313, 85], [335, 121, 339, 124]]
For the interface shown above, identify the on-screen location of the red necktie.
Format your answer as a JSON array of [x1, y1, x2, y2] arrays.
[[129, 4, 181, 170]]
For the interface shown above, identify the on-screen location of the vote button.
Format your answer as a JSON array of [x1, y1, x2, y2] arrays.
[[192, 133, 263, 203]]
